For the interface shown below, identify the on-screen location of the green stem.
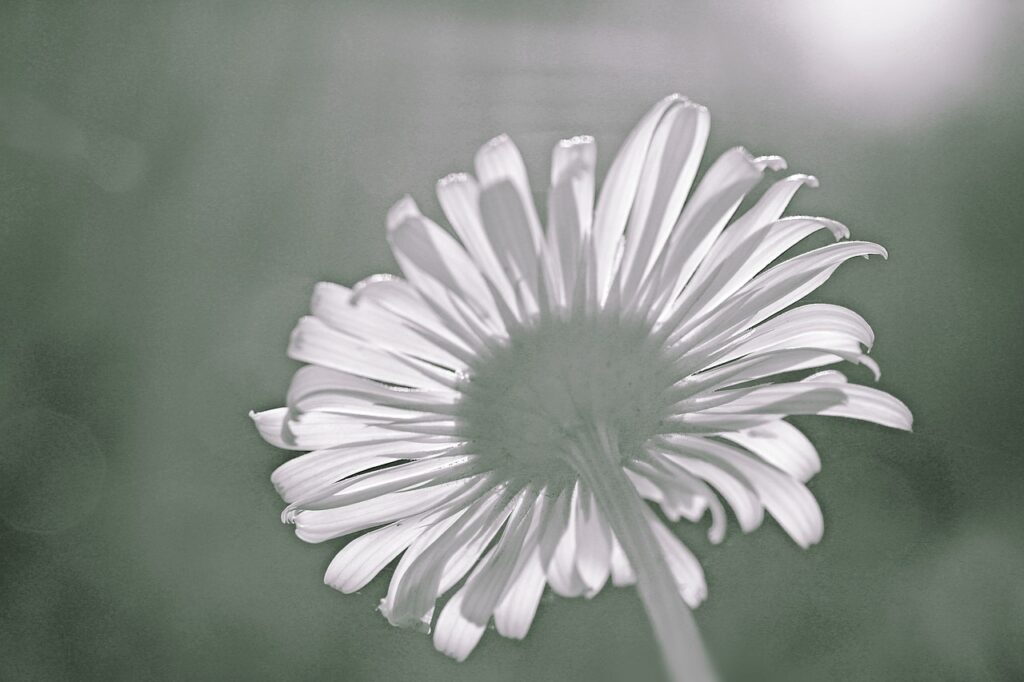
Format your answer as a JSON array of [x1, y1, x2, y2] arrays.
[[568, 432, 717, 682]]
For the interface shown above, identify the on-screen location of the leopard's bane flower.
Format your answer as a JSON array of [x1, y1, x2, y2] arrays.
[[252, 94, 911, 681]]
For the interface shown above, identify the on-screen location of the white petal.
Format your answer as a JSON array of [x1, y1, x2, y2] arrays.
[[655, 449, 764, 535], [252, 407, 381, 451], [800, 379, 913, 430], [546, 135, 596, 309], [618, 101, 710, 296], [459, 488, 544, 624], [721, 421, 821, 483], [645, 510, 707, 607], [666, 436, 824, 548], [706, 303, 873, 369], [386, 196, 504, 337], [386, 485, 516, 627], [310, 281, 466, 369], [286, 365, 453, 420], [325, 509, 440, 593], [288, 316, 451, 390], [493, 548, 547, 639], [684, 384, 848, 418], [573, 485, 611, 596], [288, 455, 480, 513], [679, 347, 877, 398], [292, 476, 479, 544], [437, 173, 519, 315], [270, 438, 452, 503], [379, 500, 473, 631], [672, 215, 850, 325], [475, 135, 545, 308], [592, 94, 684, 300], [670, 241, 887, 352], [628, 458, 726, 543], [609, 532, 636, 587], [644, 147, 776, 317], [540, 484, 587, 597], [433, 589, 487, 662]]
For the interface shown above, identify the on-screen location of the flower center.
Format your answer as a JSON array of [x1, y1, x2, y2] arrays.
[[455, 313, 680, 482]]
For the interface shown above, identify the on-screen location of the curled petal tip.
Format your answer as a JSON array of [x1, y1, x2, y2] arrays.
[[438, 171, 470, 188], [386, 195, 419, 232], [558, 134, 594, 148], [754, 154, 788, 172]]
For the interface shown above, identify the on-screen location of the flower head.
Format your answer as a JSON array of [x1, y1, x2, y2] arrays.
[[252, 95, 911, 680]]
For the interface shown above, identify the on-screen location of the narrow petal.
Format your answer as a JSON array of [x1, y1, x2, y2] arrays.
[[609, 532, 636, 587], [645, 510, 707, 607], [386, 196, 504, 337], [654, 448, 764, 535], [618, 101, 710, 296], [670, 241, 887, 352], [311, 281, 466, 369], [476, 135, 545, 308], [493, 548, 547, 639], [270, 438, 453, 503], [666, 436, 824, 548], [292, 477, 478, 544], [671, 215, 850, 326], [433, 590, 487, 662], [437, 172, 518, 315], [253, 407, 383, 451], [288, 316, 451, 390], [721, 421, 821, 483], [573, 486, 612, 596], [386, 485, 516, 627], [644, 147, 780, 317], [705, 303, 873, 369], [591, 94, 685, 299], [546, 135, 596, 310], [325, 508, 445, 594], [458, 487, 540, 623], [541, 484, 587, 597]]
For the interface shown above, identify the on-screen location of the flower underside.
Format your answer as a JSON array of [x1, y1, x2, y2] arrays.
[[252, 94, 912, 681], [457, 312, 675, 483]]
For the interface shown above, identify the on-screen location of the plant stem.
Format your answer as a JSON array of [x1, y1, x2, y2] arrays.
[[567, 431, 717, 682]]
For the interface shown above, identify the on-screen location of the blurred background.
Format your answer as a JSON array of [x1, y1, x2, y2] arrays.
[[1, 1, 1022, 680]]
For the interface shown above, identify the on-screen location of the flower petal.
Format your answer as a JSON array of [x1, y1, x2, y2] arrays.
[[573, 485, 612, 596], [592, 94, 685, 299], [270, 438, 453, 503], [618, 101, 710, 297], [437, 172, 519, 315], [670, 241, 887, 352], [292, 477, 479, 544], [644, 147, 779, 317], [311, 281, 466, 370], [721, 421, 821, 483], [433, 589, 487, 662], [386, 196, 504, 338], [493, 547, 547, 639], [288, 316, 452, 390], [476, 135, 545, 310], [666, 436, 823, 548], [546, 135, 596, 310]]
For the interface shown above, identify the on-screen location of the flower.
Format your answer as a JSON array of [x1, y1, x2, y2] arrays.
[[252, 94, 911, 681]]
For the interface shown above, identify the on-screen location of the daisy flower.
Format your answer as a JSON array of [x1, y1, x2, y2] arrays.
[[252, 94, 911, 682]]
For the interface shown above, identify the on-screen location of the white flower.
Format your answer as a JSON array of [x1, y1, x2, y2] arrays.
[[252, 94, 911, 681]]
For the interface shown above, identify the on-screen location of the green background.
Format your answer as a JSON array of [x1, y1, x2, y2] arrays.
[[2, 2, 1022, 680]]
